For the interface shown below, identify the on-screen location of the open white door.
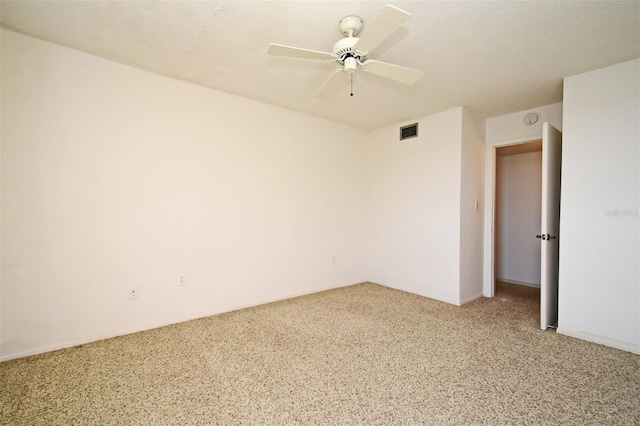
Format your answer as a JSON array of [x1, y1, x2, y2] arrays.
[[539, 122, 562, 330]]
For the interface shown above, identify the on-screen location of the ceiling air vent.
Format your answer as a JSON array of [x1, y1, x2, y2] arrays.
[[400, 123, 418, 141]]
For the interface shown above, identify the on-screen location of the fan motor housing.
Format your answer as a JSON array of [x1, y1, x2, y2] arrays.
[[332, 37, 367, 64]]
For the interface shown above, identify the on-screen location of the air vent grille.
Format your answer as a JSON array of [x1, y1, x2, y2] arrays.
[[400, 123, 418, 140]]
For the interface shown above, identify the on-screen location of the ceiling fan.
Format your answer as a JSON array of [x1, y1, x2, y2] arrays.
[[267, 4, 423, 97]]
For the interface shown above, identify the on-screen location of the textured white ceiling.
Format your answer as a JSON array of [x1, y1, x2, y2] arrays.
[[1, 0, 639, 130]]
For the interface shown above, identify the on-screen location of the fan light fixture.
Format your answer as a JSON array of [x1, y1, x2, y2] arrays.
[[344, 56, 357, 73]]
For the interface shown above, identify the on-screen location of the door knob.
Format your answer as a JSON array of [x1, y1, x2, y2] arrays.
[[537, 234, 557, 240]]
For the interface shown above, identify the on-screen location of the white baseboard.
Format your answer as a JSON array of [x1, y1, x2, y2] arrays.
[[1, 280, 365, 362], [460, 292, 484, 306], [557, 328, 640, 355], [496, 277, 540, 288], [1, 317, 209, 362]]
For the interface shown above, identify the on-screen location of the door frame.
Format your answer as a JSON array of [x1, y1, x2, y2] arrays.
[[483, 135, 544, 297]]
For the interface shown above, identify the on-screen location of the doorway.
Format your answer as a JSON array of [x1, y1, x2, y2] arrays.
[[493, 141, 543, 325], [495, 141, 542, 289], [483, 124, 563, 329]]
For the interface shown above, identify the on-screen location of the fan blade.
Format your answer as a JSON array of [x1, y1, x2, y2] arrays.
[[315, 69, 346, 98], [267, 43, 333, 61], [354, 5, 410, 54], [362, 60, 423, 85]]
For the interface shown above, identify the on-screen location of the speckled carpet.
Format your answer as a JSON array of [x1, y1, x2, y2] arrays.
[[1, 282, 639, 425]]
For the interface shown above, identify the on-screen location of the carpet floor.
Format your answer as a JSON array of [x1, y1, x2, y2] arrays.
[[1, 282, 638, 425]]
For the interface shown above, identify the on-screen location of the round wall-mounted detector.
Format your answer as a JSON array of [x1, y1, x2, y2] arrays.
[[524, 112, 538, 125]]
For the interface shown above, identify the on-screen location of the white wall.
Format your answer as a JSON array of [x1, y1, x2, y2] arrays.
[[495, 150, 542, 286], [459, 109, 485, 303], [367, 108, 463, 305], [1, 29, 369, 360], [486, 103, 563, 145], [558, 59, 639, 353]]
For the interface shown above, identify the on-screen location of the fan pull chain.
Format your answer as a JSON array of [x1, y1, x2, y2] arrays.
[[350, 74, 354, 97]]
